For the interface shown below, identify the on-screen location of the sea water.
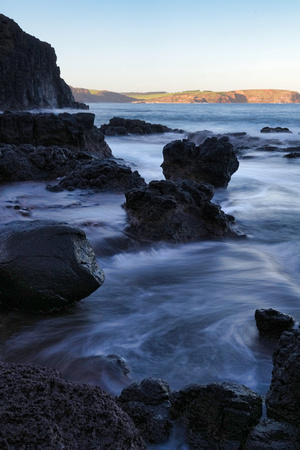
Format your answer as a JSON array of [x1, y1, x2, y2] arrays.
[[1, 103, 300, 445]]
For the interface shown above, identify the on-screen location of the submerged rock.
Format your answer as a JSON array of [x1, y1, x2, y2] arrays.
[[260, 126, 291, 133], [100, 116, 181, 136], [0, 14, 86, 110], [255, 308, 295, 340], [124, 179, 242, 243], [266, 329, 300, 426], [170, 381, 262, 449], [0, 362, 146, 449], [0, 220, 105, 312], [47, 158, 146, 192], [161, 136, 239, 188]]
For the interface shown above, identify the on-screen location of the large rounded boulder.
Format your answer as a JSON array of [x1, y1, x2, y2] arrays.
[[0, 220, 105, 312]]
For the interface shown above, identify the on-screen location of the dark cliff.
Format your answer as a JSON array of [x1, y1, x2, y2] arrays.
[[0, 14, 87, 110]]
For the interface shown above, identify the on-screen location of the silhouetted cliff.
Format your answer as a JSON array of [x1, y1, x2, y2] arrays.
[[0, 14, 87, 110]]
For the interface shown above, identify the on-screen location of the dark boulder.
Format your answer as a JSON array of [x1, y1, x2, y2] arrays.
[[170, 381, 262, 449], [124, 179, 242, 243], [100, 116, 181, 136], [260, 127, 291, 133], [47, 159, 146, 192], [0, 14, 86, 110], [0, 362, 146, 449], [0, 220, 105, 312], [245, 418, 299, 449], [118, 378, 172, 444], [284, 152, 300, 158], [266, 329, 300, 426], [255, 308, 295, 340], [161, 136, 239, 188], [0, 111, 111, 156]]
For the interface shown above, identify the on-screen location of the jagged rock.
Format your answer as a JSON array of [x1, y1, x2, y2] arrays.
[[0, 14, 86, 110], [170, 382, 263, 449], [245, 419, 299, 449], [118, 378, 172, 444], [255, 308, 295, 340], [266, 329, 300, 426], [0, 362, 146, 449], [260, 127, 291, 133], [47, 159, 146, 192], [100, 116, 181, 136], [124, 179, 242, 243], [0, 110, 111, 155], [161, 136, 239, 188], [0, 220, 105, 312]]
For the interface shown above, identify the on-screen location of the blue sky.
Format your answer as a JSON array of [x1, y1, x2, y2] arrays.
[[2, 0, 300, 93]]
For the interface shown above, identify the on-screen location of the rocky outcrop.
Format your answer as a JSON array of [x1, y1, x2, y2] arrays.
[[0, 362, 146, 449], [245, 418, 299, 449], [100, 116, 181, 136], [0, 220, 105, 312], [47, 158, 146, 192], [170, 382, 262, 449], [266, 329, 300, 426], [0, 110, 111, 154], [0, 14, 87, 110], [161, 137, 239, 188], [255, 308, 295, 340], [260, 126, 291, 133], [124, 179, 242, 243]]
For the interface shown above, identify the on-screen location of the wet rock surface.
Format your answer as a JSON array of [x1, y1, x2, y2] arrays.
[[100, 116, 181, 136], [124, 179, 242, 243], [245, 418, 299, 449], [255, 308, 295, 340], [0, 362, 146, 449], [47, 158, 146, 192], [161, 136, 239, 188], [0, 14, 86, 110], [0, 220, 105, 312]]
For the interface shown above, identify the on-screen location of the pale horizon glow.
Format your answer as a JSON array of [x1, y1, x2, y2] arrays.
[[2, 0, 300, 94]]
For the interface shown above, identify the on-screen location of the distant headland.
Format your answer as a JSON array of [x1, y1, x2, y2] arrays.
[[70, 87, 300, 104]]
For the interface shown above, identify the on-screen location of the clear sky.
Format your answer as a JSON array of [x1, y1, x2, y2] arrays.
[[2, 0, 300, 93]]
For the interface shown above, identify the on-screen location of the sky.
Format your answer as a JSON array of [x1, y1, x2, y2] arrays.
[[1, 0, 300, 93]]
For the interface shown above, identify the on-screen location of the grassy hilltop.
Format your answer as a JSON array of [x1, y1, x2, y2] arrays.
[[70, 87, 300, 104]]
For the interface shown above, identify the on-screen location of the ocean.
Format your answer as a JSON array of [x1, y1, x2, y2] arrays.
[[1, 103, 300, 446]]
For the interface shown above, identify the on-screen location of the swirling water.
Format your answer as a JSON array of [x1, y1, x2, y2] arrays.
[[1, 104, 300, 441]]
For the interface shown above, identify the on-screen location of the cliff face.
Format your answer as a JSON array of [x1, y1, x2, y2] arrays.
[[0, 14, 87, 110], [70, 87, 137, 104]]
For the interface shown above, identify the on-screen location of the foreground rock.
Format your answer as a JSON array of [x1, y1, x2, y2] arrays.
[[0, 110, 111, 155], [0, 14, 86, 110], [266, 329, 300, 426], [47, 158, 146, 192], [124, 179, 242, 243], [245, 418, 299, 449], [0, 362, 146, 449], [100, 116, 181, 136], [161, 136, 239, 188], [255, 308, 295, 340], [0, 220, 105, 312], [170, 381, 262, 449]]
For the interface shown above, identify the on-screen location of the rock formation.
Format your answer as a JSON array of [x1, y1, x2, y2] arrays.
[[0, 362, 146, 449], [0, 220, 105, 312], [0, 14, 87, 110], [255, 308, 295, 340], [100, 116, 181, 136], [161, 137, 239, 188], [124, 179, 242, 243]]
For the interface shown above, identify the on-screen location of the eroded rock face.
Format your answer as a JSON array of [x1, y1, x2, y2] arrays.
[[124, 179, 242, 243], [47, 159, 146, 192], [266, 330, 300, 426], [0, 362, 146, 449], [245, 418, 299, 450], [0, 220, 105, 312], [170, 382, 263, 449], [161, 136, 239, 188], [0, 14, 86, 110]]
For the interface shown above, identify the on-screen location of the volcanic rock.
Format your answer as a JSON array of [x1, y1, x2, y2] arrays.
[[124, 179, 242, 243], [0, 14, 86, 110], [0, 362, 146, 449], [0, 220, 105, 312], [161, 136, 239, 188]]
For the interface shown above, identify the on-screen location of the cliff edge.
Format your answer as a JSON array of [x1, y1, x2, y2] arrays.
[[0, 14, 87, 110]]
